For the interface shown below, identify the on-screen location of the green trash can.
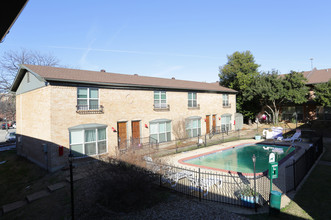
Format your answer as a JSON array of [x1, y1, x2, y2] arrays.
[[270, 190, 282, 214]]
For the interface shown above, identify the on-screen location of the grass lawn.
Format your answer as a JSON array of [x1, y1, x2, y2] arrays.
[[245, 139, 331, 220], [245, 164, 331, 220], [0, 150, 66, 206]]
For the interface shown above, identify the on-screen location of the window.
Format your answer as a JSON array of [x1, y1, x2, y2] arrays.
[[188, 92, 197, 108], [223, 94, 229, 107], [69, 125, 107, 157], [77, 88, 99, 110], [221, 114, 232, 132], [150, 120, 171, 143], [316, 106, 331, 120], [154, 91, 167, 108], [281, 106, 303, 121], [186, 117, 201, 138]]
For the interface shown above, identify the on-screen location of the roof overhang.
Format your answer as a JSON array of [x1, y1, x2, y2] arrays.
[[0, 0, 29, 43], [68, 123, 107, 131], [10, 64, 46, 92], [10, 64, 238, 94]]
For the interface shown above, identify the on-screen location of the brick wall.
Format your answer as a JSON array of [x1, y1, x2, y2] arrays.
[[17, 84, 236, 171]]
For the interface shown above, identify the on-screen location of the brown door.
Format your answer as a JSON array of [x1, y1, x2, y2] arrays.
[[132, 121, 140, 146], [117, 122, 127, 149], [212, 115, 216, 132], [206, 115, 210, 134]]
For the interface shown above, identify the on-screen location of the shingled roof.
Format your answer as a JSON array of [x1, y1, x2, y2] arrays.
[[301, 68, 331, 85], [11, 64, 237, 93]]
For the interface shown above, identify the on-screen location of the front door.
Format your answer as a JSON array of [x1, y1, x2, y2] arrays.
[[206, 115, 210, 134], [212, 115, 216, 133], [117, 122, 127, 150], [131, 121, 140, 146]]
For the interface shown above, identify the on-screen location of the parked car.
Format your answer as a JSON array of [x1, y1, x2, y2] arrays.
[[1, 123, 9, 130], [9, 121, 16, 127], [5, 132, 16, 142]]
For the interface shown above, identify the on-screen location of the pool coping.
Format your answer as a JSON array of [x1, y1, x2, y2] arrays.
[[178, 142, 298, 176]]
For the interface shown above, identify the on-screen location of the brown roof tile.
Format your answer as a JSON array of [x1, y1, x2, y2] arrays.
[[302, 68, 331, 84], [21, 64, 236, 93]]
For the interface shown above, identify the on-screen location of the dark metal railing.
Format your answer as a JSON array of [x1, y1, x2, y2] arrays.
[[118, 136, 159, 154], [153, 104, 170, 110], [188, 104, 200, 110], [144, 160, 269, 208], [223, 103, 231, 108], [76, 105, 104, 113], [285, 135, 323, 192]]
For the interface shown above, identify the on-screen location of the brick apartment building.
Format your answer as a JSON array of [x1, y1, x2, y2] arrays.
[[10, 64, 237, 171]]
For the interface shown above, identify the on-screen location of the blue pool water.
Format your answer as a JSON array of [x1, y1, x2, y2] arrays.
[[183, 144, 294, 173]]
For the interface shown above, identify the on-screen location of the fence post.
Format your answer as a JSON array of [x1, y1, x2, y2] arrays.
[[176, 140, 178, 153], [305, 149, 308, 173], [204, 135, 207, 147], [293, 159, 296, 191], [198, 168, 201, 202], [222, 131, 224, 143], [237, 129, 240, 140], [197, 136, 200, 148]]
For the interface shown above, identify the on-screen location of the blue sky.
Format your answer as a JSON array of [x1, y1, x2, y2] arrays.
[[1, 0, 331, 82]]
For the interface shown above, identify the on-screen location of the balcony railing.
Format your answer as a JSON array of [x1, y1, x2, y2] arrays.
[[118, 136, 159, 154], [76, 105, 104, 114], [188, 104, 200, 110], [153, 104, 170, 111], [222, 103, 231, 108]]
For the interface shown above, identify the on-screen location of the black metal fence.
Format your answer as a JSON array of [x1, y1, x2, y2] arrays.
[[285, 136, 323, 192], [118, 136, 159, 154], [152, 128, 257, 157], [145, 160, 270, 209]]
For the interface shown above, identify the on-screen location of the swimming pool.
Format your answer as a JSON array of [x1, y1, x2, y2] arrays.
[[180, 144, 295, 174]]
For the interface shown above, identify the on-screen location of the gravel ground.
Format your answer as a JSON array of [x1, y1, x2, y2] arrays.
[[81, 193, 249, 220], [122, 195, 249, 220]]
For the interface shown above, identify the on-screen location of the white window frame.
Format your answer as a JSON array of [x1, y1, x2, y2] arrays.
[[69, 127, 107, 157], [154, 91, 167, 108], [223, 94, 229, 107], [186, 118, 201, 138], [77, 87, 99, 110], [221, 115, 232, 132], [149, 121, 171, 143], [188, 92, 197, 108]]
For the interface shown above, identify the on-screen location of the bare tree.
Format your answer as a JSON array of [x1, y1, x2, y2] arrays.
[[0, 48, 60, 93], [172, 120, 188, 140], [0, 94, 15, 121], [0, 48, 60, 120]]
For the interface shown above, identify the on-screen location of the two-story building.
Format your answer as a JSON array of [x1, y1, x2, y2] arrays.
[[10, 64, 237, 171], [281, 68, 331, 122]]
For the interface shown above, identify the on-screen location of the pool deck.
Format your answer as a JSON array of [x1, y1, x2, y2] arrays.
[[161, 139, 260, 169], [158, 138, 317, 214]]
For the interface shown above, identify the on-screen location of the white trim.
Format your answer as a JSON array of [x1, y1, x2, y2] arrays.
[[69, 126, 107, 157], [77, 87, 99, 110], [188, 92, 197, 108]]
